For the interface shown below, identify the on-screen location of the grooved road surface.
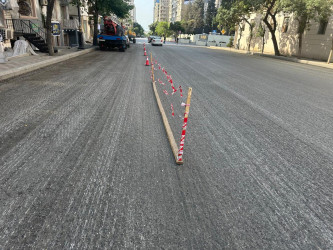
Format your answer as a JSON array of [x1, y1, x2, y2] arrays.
[[1, 41, 333, 249]]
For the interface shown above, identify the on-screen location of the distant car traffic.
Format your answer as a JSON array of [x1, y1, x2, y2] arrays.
[[148, 36, 156, 43], [151, 36, 163, 46]]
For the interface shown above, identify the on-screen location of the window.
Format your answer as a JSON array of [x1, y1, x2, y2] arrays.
[[18, 0, 36, 17], [318, 19, 328, 35], [0, 10, 5, 28], [282, 17, 289, 33]]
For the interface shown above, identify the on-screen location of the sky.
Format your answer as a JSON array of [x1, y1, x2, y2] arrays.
[[134, 0, 154, 31]]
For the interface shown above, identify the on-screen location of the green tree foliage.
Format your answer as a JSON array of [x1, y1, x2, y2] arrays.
[[155, 22, 171, 37], [79, 0, 133, 45], [216, 0, 281, 55], [149, 21, 159, 34], [182, 3, 195, 34], [227, 36, 234, 47], [182, 0, 205, 34], [133, 22, 144, 37], [216, 0, 257, 51], [193, 0, 205, 33], [222, 0, 236, 8], [279, 0, 333, 56], [169, 21, 185, 38], [205, 0, 217, 32]]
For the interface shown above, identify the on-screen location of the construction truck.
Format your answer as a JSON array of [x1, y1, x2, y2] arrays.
[[97, 17, 127, 51], [126, 30, 136, 44]]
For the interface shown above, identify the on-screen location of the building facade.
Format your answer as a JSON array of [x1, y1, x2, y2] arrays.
[[0, 0, 92, 50], [154, 0, 169, 23], [122, 0, 136, 30], [234, 12, 333, 62], [169, 0, 188, 23]]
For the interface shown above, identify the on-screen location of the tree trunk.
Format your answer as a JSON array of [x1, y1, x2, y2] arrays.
[[248, 26, 253, 52], [263, 17, 280, 56], [297, 32, 303, 58], [46, 0, 56, 56], [270, 30, 280, 56], [263, 0, 280, 56], [93, 10, 99, 46], [328, 38, 333, 64], [237, 25, 242, 50], [262, 36, 265, 54]]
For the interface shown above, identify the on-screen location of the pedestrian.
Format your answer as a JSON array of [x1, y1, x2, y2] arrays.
[[176, 37, 179, 44]]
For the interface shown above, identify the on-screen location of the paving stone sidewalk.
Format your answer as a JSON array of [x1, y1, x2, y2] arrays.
[[0, 46, 96, 81]]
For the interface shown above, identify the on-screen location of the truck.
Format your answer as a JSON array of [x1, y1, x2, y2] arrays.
[[126, 30, 136, 44], [97, 17, 127, 52]]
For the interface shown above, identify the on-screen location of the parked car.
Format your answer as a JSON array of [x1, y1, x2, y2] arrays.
[[151, 36, 163, 46]]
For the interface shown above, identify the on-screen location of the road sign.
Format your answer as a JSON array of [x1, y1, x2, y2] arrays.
[[51, 22, 61, 36], [222, 29, 226, 35]]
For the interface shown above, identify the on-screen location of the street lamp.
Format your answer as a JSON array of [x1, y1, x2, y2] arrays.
[[77, 0, 85, 49]]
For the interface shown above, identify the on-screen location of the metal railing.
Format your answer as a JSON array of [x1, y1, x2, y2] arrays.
[[12, 19, 46, 40]]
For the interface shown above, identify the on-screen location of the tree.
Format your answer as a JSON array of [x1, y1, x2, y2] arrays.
[[46, 0, 56, 56], [149, 21, 159, 34], [169, 21, 185, 38], [155, 22, 171, 37], [133, 22, 144, 37], [280, 0, 333, 57], [216, 0, 257, 51], [217, 0, 282, 56], [261, 0, 281, 56], [182, 3, 195, 34], [193, 0, 205, 33], [205, 0, 217, 32], [84, 0, 133, 45], [256, 20, 266, 53]]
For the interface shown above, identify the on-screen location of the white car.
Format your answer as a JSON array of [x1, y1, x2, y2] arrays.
[[151, 36, 163, 46]]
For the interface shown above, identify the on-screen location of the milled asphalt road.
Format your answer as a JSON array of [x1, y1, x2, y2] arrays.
[[1, 40, 333, 249]]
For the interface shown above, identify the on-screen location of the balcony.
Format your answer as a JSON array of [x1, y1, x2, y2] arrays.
[[61, 19, 79, 30]]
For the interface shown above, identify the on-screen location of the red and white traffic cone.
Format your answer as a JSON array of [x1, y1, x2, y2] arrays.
[[144, 50, 147, 56], [145, 56, 150, 66]]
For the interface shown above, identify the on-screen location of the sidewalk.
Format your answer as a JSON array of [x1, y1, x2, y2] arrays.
[[0, 46, 96, 81], [207, 46, 333, 70]]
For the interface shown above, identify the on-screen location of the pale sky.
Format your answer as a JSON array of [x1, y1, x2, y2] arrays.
[[134, 0, 154, 31]]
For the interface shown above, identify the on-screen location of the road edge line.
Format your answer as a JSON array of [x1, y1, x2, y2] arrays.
[[0, 47, 96, 81], [152, 80, 180, 164]]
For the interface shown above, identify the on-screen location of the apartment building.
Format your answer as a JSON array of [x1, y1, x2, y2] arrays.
[[122, 0, 136, 30], [235, 12, 333, 62], [154, 0, 169, 22], [0, 0, 91, 50]]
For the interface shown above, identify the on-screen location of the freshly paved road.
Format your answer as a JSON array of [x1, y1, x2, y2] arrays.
[[1, 40, 333, 249]]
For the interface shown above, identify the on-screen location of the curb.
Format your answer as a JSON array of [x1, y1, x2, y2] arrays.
[[0, 47, 96, 81], [207, 46, 333, 70]]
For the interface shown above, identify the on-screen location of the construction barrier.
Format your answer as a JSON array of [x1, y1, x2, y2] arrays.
[[147, 47, 192, 165]]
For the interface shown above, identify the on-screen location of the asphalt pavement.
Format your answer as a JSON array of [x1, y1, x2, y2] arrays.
[[1, 39, 333, 249]]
